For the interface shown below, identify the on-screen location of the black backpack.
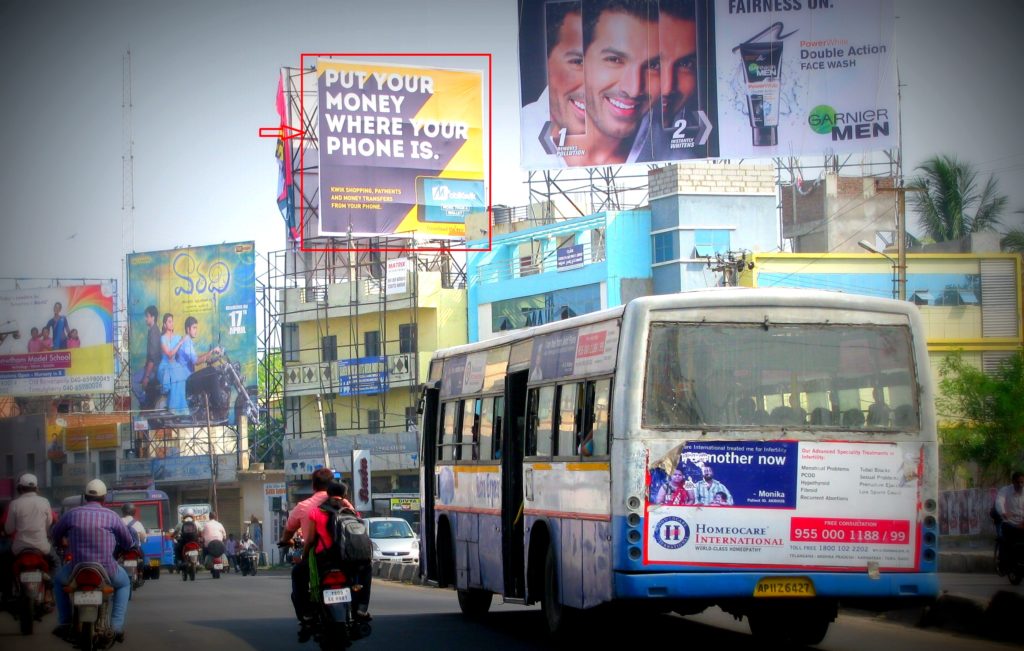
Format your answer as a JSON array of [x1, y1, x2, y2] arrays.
[[321, 503, 372, 564]]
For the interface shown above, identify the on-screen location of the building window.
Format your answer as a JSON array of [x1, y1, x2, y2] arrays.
[[26, 453, 36, 475], [591, 228, 606, 262], [405, 405, 418, 430], [285, 396, 302, 435], [368, 409, 381, 434], [399, 324, 417, 354], [653, 232, 676, 263], [364, 331, 381, 357], [99, 451, 116, 475], [323, 410, 337, 437], [283, 324, 300, 362], [321, 335, 337, 362], [694, 230, 730, 258]]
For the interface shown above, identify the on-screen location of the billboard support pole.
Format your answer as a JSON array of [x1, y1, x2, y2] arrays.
[[206, 395, 219, 516]]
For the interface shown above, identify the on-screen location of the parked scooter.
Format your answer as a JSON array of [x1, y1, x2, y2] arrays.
[[119, 548, 145, 593], [205, 540, 228, 579], [305, 557, 372, 650], [9, 548, 53, 635], [180, 541, 201, 582], [63, 562, 115, 651]]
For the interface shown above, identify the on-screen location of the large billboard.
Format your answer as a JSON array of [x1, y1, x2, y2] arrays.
[[317, 59, 484, 238], [518, 0, 896, 169], [0, 284, 115, 396], [127, 243, 257, 429]]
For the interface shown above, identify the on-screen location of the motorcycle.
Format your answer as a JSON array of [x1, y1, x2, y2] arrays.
[[185, 350, 259, 426], [65, 562, 115, 651], [306, 558, 371, 650], [238, 548, 259, 576], [205, 540, 228, 579], [10, 548, 52, 635], [119, 548, 145, 594], [180, 541, 201, 581]]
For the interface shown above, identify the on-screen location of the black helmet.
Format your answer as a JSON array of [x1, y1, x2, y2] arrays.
[[121, 503, 136, 516]]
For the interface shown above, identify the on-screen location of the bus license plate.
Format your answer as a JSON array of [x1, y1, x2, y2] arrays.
[[73, 591, 103, 606], [323, 588, 352, 605], [123, 560, 138, 567], [149, 559, 160, 567], [753, 577, 815, 597], [20, 571, 42, 583]]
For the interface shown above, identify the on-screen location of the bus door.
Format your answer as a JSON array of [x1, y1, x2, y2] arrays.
[[419, 383, 441, 583], [501, 369, 528, 600]]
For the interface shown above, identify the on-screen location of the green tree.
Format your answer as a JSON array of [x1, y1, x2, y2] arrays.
[[909, 155, 1007, 242], [937, 351, 1024, 485], [1000, 223, 1024, 254]]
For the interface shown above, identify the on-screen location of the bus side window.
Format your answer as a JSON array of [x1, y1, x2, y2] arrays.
[[460, 398, 480, 460], [557, 382, 581, 457], [492, 396, 504, 459], [438, 402, 451, 461], [479, 397, 494, 461], [582, 379, 611, 457], [526, 386, 555, 457]]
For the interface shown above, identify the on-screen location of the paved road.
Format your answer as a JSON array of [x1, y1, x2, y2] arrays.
[[0, 569, 1019, 651]]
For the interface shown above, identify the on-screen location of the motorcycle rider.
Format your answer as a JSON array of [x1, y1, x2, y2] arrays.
[[201, 512, 227, 567], [995, 470, 1024, 573], [237, 533, 257, 573], [174, 509, 201, 567], [303, 481, 372, 622], [51, 479, 134, 644], [120, 503, 147, 546], [4, 473, 60, 606], [278, 467, 334, 639]]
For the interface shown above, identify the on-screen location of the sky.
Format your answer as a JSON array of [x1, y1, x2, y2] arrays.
[[0, 0, 1021, 286]]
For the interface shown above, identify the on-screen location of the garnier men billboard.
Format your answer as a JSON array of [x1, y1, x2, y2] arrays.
[[127, 242, 257, 428], [517, 0, 896, 169], [317, 59, 484, 238]]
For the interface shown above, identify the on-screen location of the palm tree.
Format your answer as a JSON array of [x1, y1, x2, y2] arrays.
[[1002, 228, 1024, 254], [909, 155, 1007, 242]]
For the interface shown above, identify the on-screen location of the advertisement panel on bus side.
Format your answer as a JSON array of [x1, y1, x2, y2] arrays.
[[645, 440, 922, 570]]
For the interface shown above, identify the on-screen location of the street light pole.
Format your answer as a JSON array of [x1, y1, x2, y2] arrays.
[[858, 240, 898, 300]]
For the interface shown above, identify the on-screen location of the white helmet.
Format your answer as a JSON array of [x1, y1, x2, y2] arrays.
[[183, 508, 195, 518], [85, 479, 107, 498]]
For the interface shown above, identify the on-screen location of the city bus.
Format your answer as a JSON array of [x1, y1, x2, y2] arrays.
[[61, 488, 174, 578], [418, 288, 938, 644]]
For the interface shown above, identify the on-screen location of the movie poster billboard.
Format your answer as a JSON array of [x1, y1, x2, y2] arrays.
[[316, 60, 484, 238], [645, 440, 922, 570], [0, 284, 115, 396], [517, 0, 895, 169], [127, 243, 257, 429]]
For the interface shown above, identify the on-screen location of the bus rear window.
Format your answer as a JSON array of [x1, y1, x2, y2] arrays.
[[643, 323, 919, 431]]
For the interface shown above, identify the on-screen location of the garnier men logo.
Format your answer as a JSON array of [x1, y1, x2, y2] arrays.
[[807, 105, 836, 134], [808, 104, 890, 141]]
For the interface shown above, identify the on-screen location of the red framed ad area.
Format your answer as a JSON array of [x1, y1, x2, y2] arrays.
[[299, 52, 493, 254]]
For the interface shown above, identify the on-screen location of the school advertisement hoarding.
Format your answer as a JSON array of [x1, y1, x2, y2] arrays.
[[645, 440, 923, 570], [0, 284, 115, 396], [316, 60, 484, 238], [127, 243, 257, 428], [517, 0, 895, 169]]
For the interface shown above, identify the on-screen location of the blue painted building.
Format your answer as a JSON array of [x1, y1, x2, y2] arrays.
[[648, 163, 779, 294], [466, 210, 652, 341]]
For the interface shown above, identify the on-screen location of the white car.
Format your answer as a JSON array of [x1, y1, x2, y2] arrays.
[[364, 517, 419, 564]]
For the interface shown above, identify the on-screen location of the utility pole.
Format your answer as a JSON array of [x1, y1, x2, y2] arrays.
[[707, 250, 755, 287]]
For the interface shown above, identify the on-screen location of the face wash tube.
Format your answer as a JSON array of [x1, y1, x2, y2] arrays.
[[738, 40, 783, 147]]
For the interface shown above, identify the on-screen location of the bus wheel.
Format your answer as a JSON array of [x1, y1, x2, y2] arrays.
[[542, 545, 574, 635], [457, 589, 492, 618]]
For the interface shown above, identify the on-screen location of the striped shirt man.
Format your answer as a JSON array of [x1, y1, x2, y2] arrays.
[[52, 501, 135, 576]]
